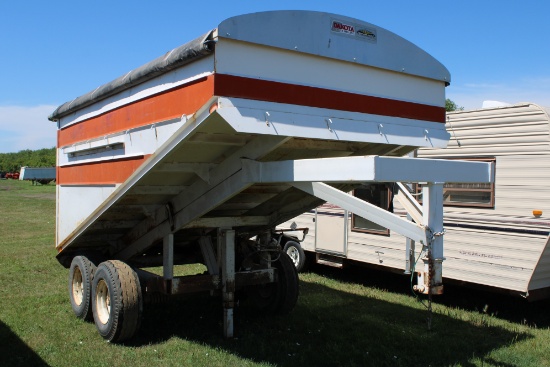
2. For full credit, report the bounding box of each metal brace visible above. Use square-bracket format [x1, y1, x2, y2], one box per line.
[325, 118, 333, 132]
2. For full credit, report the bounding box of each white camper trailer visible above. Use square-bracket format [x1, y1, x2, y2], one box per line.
[282, 103, 550, 300]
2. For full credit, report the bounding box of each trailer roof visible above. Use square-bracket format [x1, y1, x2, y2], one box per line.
[49, 10, 450, 122]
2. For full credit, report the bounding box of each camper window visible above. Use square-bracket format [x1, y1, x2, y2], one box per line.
[416, 157, 495, 208]
[352, 183, 391, 235]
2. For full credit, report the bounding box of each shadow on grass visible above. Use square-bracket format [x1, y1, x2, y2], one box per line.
[312, 263, 550, 329]
[129, 274, 531, 367]
[0, 320, 49, 367]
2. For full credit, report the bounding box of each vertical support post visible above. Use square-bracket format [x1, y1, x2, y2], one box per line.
[220, 228, 235, 338]
[163, 233, 174, 280]
[422, 183, 444, 294]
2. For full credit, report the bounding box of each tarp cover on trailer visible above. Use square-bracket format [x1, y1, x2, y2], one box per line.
[49, 31, 214, 121]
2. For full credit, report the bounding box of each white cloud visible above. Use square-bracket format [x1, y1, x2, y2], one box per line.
[447, 78, 550, 111]
[0, 105, 57, 153]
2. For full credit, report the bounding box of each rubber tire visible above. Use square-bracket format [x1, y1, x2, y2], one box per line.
[68, 256, 96, 321]
[252, 252, 299, 314]
[92, 260, 143, 343]
[283, 240, 306, 272]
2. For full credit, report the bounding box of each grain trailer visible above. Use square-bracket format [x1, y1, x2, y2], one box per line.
[48, 10, 492, 342]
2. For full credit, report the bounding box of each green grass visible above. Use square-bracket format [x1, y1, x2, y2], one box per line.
[2, 179, 550, 366]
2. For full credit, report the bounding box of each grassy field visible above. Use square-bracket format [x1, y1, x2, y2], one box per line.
[1, 179, 550, 366]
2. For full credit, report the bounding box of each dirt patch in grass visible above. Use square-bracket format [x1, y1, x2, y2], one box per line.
[0, 183, 22, 191]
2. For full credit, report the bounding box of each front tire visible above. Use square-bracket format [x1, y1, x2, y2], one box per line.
[68, 256, 96, 320]
[283, 240, 306, 272]
[92, 260, 142, 342]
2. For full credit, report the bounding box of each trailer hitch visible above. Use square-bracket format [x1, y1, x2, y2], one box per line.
[413, 228, 445, 295]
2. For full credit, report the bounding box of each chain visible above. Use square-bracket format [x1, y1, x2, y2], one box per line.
[425, 227, 445, 331]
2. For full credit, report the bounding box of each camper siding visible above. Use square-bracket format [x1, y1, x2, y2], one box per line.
[529, 238, 550, 290]
[419, 104, 550, 292]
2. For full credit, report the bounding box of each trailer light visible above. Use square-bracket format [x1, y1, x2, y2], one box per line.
[533, 210, 543, 217]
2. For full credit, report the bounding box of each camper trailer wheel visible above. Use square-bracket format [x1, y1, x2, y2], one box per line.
[283, 240, 306, 272]
[251, 252, 299, 314]
[68, 256, 96, 320]
[92, 260, 143, 342]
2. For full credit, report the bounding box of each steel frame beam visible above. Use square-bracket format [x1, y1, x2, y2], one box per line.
[242, 155, 493, 184]
[116, 135, 289, 260]
[292, 182, 427, 244]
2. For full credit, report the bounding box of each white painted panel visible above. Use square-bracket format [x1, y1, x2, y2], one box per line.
[58, 117, 186, 166]
[215, 39, 446, 107]
[57, 185, 118, 246]
[217, 98, 450, 148]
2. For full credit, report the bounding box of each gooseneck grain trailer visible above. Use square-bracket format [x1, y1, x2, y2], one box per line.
[48, 11, 492, 342]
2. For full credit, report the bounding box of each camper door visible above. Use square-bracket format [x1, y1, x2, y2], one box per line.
[315, 203, 347, 255]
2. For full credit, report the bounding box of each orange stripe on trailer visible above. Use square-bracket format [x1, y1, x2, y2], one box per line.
[57, 155, 150, 185]
[214, 74, 446, 123]
[58, 76, 215, 147]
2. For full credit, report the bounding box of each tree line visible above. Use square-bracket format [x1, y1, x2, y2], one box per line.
[0, 147, 56, 172]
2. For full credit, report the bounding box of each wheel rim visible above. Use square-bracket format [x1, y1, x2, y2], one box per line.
[286, 246, 300, 267]
[71, 267, 84, 306]
[95, 279, 111, 325]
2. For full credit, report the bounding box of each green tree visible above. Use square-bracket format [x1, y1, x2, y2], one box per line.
[445, 98, 464, 112]
[0, 147, 55, 172]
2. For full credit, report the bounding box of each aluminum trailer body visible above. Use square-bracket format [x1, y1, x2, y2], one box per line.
[19, 166, 56, 183]
[48, 11, 491, 342]
[281, 103, 549, 299]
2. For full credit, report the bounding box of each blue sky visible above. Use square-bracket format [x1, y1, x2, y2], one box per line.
[1, 1, 549, 153]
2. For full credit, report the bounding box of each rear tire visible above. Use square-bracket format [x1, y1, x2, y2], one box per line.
[68, 256, 96, 320]
[251, 252, 299, 314]
[92, 260, 142, 342]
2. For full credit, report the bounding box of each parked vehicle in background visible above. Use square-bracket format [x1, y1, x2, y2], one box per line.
[5, 172, 20, 179]
[19, 166, 56, 185]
